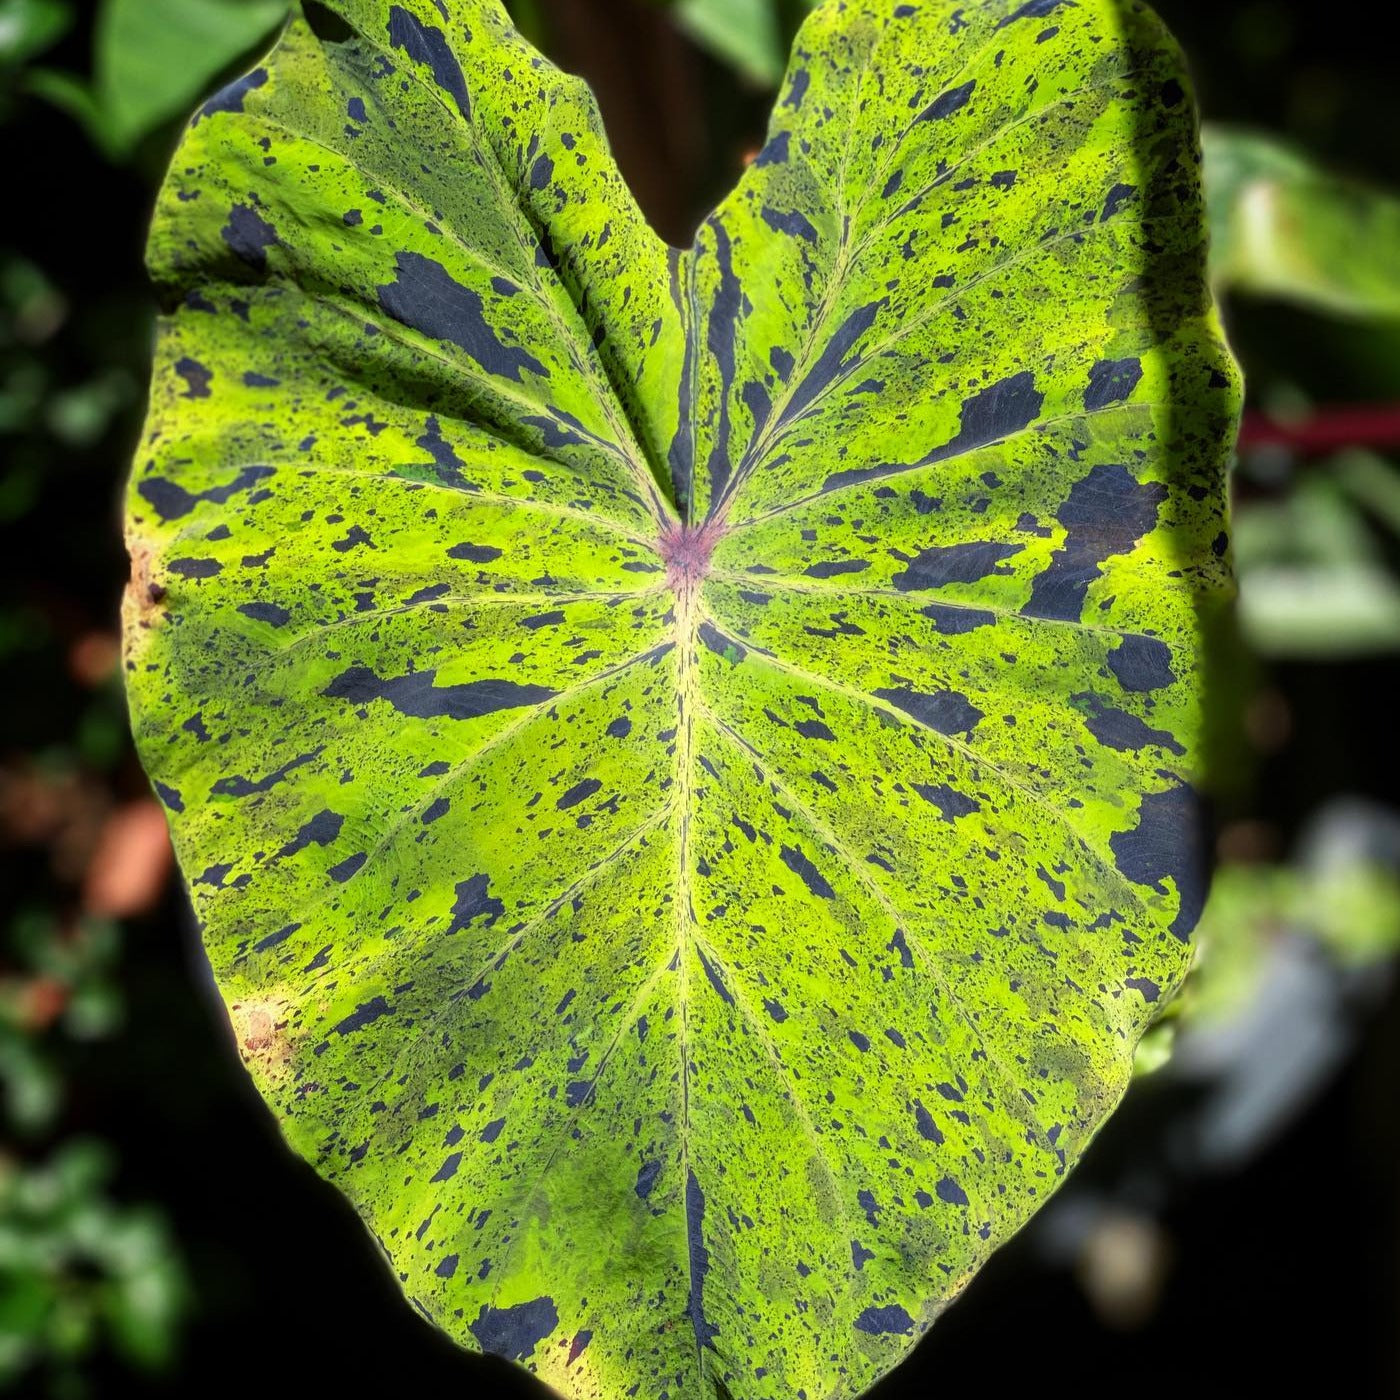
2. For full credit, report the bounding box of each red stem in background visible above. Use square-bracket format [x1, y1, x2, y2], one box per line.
[1239, 406, 1400, 455]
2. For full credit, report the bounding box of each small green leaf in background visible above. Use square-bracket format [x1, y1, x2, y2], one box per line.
[1, 907, 187, 1391]
[95, 0, 288, 150]
[27, 0, 289, 156]
[1335, 445, 1400, 536]
[1204, 124, 1400, 318]
[672, 0, 784, 86]
[1173, 806, 1400, 1035]
[1233, 458, 1400, 656]
[0, 0, 70, 66]
[0, 1143, 187, 1388]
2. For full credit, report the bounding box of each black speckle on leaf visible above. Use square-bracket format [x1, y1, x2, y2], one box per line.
[936, 1176, 970, 1206]
[854, 1304, 914, 1336]
[917, 79, 976, 122]
[1024, 464, 1167, 621]
[430, 1150, 463, 1182]
[920, 602, 997, 634]
[137, 465, 272, 522]
[237, 601, 290, 627]
[323, 666, 556, 720]
[684, 1171, 719, 1352]
[529, 153, 554, 190]
[167, 557, 222, 579]
[1085, 356, 1143, 410]
[449, 874, 505, 934]
[635, 1160, 661, 1199]
[387, 5, 471, 118]
[893, 541, 1021, 590]
[195, 67, 267, 122]
[913, 783, 981, 822]
[174, 357, 212, 398]
[1107, 634, 1176, 692]
[780, 844, 835, 899]
[697, 948, 735, 1005]
[997, 0, 1074, 28]
[334, 996, 393, 1036]
[874, 686, 983, 736]
[469, 1297, 560, 1362]
[557, 778, 602, 810]
[221, 203, 279, 270]
[754, 130, 790, 166]
[278, 809, 344, 857]
[1100, 182, 1137, 221]
[1074, 692, 1184, 755]
[378, 252, 547, 381]
[153, 781, 183, 813]
[447, 541, 503, 563]
[1111, 784, 1210, 941]
[913, 1100, 944, 1143]
[761, 206, 819, 242]
[327, 851, 367, 883]
[805, 559, 870, 579]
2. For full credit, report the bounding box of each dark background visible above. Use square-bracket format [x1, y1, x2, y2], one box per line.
[1, 0, 1397, 1395]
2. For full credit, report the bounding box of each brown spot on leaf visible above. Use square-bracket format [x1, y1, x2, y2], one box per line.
[124, 543, 167, 620]
[230, 997, 295, 1075]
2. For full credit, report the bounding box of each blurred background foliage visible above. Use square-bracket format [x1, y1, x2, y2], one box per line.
[2, 0, 1398, 1394]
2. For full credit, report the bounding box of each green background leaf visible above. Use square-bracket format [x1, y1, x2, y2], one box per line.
[672, 0, 785, 86]
[27, 0, 290, 156]
[1204, 123, 1400, 318]
[123, 2, 1237, 1397]
[0, 0, 71, 66]
[95, 0, 288, 149]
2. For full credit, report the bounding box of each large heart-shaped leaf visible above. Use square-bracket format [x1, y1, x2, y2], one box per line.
[123, 2, 1237, 1396]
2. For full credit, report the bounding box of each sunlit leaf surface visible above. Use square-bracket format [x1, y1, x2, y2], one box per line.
[124, 2, 1237, 1395]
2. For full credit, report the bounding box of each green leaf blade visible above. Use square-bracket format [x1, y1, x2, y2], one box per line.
[124, 2, 1238, 1397]
[97, 0, 290, 151]
[1203, 123, 1400, 318]
[673, 0, 786, 87]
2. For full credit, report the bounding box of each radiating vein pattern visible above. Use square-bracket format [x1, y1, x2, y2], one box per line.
[123, 2, 1237, 1399]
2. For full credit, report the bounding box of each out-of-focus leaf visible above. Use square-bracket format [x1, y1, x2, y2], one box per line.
[0, 463, 40, 521]
[21, 63, 110, 149]
[0, 1036, 62, 1132]
[1181, 864, 1287, 1029]
[1333, 447, 1400, 537]
[1233, 473, 1400, 655]
[1132, 1022, 1176, 1077]
[673, 0, 784, 86]
[93, 0, 288, 152]
[1203, 124, 1400, 318]
[1, 255, 66, 348]
[500, 0, 544, 46]
[0, 0, 70, 65]
[1237, 564, 1400, 655]
[1294, 798, 1400, 964]
[1171, 799, 1400, 1034]
[45, 369, 134, 448]
[1144, 800, 1400, 1162]
[0, 1144, 187, 1386]
[0, 607, 48, 663]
